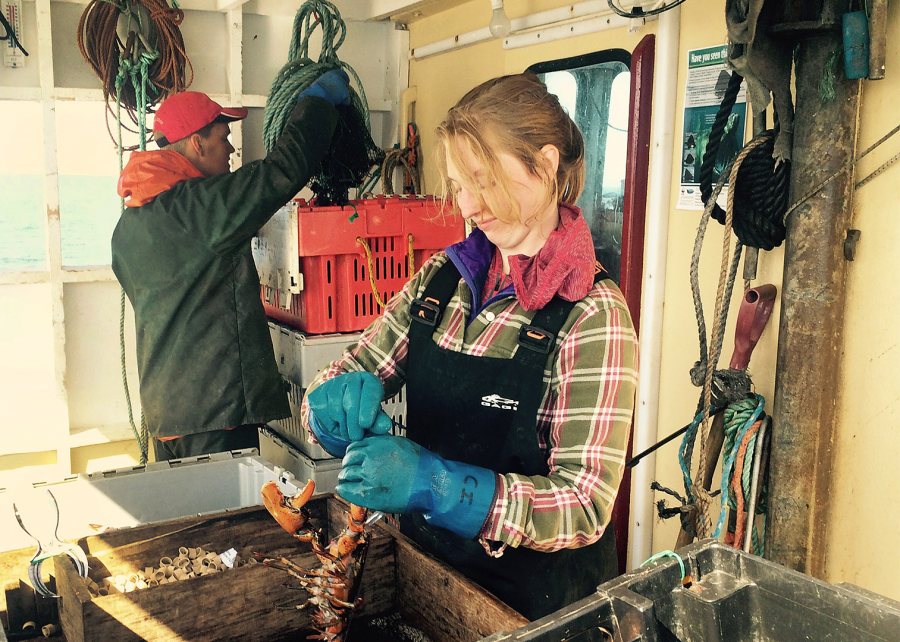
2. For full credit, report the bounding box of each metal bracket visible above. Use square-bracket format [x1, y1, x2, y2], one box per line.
[843, 228, 861, 261]
[13, 488, 89, 597]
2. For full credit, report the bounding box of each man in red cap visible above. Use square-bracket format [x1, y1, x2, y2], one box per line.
[112, 70, 350, 461]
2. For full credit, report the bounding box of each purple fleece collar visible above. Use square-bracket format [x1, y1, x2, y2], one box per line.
[445, 229, 513, 322]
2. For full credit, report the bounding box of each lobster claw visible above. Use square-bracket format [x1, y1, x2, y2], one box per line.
[261, 480, 316, 539]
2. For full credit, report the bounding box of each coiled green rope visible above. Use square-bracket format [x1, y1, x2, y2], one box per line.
[262, 0, 370, 152]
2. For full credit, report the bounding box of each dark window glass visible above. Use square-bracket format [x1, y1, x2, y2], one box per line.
[531, 51, 630, 284]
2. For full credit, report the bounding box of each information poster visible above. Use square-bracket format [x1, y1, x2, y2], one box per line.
[678, 45, 747, 210]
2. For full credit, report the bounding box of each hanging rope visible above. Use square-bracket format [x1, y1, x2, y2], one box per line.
[708, 396, 765, 539]
[112, 58, 155, 464]
[725, 416, 768, 554]
[262, 0, 383, 205]
[77, 0, 192, 146]
[381, 123, 422, 195]
[78, 0, 191, 463]
[660, 134, 774, 540]
[687, 151, 739, 416]
[699, 72, 788, 251]
[668, 396, 769, 550]
[693, 137, 772, 537]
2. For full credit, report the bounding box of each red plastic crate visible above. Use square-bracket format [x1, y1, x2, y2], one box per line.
[262, 196, 464, 334]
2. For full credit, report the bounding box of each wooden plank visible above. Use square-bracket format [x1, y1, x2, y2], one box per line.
[327, 496, 528, 638]
[4, 579, 36, 634]
[60, 268, 117, 284]
[386, 523, 529, 641]
[55, 558, 88, 642]
[0, 547, 55, 632]
[57, 507, 330, 641]
[49, 497, 527, 641]
[348, 532, 396, 618]
[75, 505, 325, 568]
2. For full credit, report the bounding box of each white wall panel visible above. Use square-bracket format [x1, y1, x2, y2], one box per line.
[180, 9, 229, 95]
[241, 12, 292, 96]
[0, 283, 65, 454]
[49, 1, 97, 89]
[63, 281, 140, 443]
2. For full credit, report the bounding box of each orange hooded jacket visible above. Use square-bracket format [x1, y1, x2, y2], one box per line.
[117, 150, 204, 207]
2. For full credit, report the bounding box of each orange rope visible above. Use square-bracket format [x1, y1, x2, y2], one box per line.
[728, 419, 762, 549]
[356, 235, 416, 310]
[77, 0, 193, 146]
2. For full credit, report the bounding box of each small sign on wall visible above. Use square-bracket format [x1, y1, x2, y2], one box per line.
[678, 45, 747, 211]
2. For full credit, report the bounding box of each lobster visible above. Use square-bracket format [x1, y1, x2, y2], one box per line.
[259, 480, 369, 642]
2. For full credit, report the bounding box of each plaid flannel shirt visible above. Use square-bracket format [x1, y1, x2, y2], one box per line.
[302, 252, 638, 553]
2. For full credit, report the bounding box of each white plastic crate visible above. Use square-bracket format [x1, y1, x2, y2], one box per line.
[258, 427, 343, 495]
[268, 321, 361, 388]
[0, 451, 305, 553]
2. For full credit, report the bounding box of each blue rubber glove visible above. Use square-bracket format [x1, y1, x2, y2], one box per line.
[337, 435, 497, 540]
[307, 372, 393, 457]
[296, 69, 351, 106]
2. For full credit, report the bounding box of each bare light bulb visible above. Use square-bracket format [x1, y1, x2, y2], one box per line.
[488, 0, 511, 38]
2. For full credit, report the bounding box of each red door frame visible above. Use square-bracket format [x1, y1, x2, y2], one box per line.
[610, 33, 654, 573]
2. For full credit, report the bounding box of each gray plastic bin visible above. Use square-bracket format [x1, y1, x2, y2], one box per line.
[266, 321, 407, 459]
[0, 451, 306, 553]
[268, 321, 360, 388]
[480, 540, 900, 641]
[258, 426, 343, 494]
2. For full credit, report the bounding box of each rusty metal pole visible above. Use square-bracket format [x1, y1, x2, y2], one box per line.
[765, 23, 861, 575]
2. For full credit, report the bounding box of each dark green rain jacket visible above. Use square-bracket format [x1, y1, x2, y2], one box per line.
[112, 97, 338, 438]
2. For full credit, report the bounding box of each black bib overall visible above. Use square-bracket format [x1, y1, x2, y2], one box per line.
[401, 260, 618, 621]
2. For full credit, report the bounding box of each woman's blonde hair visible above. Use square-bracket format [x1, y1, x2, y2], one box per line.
[435, 73, 585, 224]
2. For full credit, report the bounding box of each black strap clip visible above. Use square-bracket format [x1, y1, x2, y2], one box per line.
[411, 296, 442, 327]
[518, 324, 554, 354]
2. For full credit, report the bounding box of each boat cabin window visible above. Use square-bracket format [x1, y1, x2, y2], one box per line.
[0, 100, 46, 272]
[529, 50, 631, 284]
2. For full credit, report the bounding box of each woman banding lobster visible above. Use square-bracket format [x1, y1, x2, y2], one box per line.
[302, 72, 638, 620]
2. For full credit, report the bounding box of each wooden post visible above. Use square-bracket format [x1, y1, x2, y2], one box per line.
[868, 0, 888, 80]
[765, 22, 862, 575]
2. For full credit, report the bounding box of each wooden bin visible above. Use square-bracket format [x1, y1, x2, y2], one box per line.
[55, 495, 528, 641]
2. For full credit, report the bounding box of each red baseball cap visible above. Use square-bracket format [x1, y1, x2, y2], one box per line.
[154, 91, 248, 146]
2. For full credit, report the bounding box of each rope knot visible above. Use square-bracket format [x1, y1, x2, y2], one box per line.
[689, 360, 706, 387]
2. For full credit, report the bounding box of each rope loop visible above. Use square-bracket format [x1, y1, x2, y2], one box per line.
[356, 237, 388, 310]
[264, 1, 383, 204]
[356, 234, 416, 311]
[382, 124, 422, 195]
[78, 0, 193, 146]
[699, 72, 788, 251]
